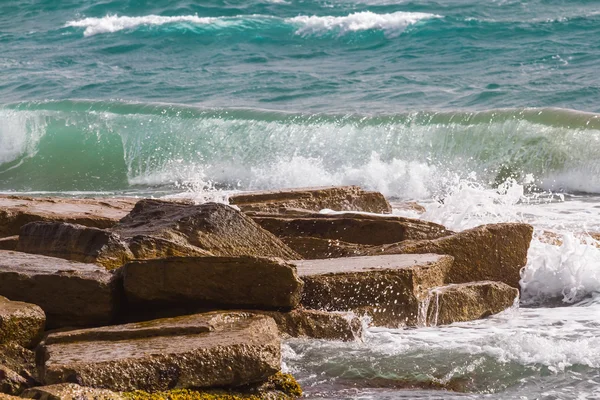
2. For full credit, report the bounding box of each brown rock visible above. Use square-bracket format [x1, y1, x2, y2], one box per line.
[376, 223, 533, 288]
[21, 383, 124, 399]
[389, 201, 427, 214]
[17, 222, 133, 271]
[0, 196, 136, 238]
[38, 312, 281, 392]
[113, 200, 300, 260]
[252, 213, 452, 246]
[0, 343, 38, 396]
[0, 296, 45, 349]
[281, 236, 370, 259]
[256, 309, 362, 341]
[294, 254, 453, 328]
[424, 281, 518, 326]
[229, 186, 392, 214]
[121, 256, 303, 310]
[0, 236, 17, 251]
[0, 251, 120, 329]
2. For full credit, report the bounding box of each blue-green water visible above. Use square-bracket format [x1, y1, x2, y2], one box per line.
[3, 1, 600, 399]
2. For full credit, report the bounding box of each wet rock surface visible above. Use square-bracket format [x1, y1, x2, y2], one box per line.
[38, 312, 281, 392]
[425, 281, 519, 326]
[294, 254, 453, 327]
[378, 223, 534, 288]
[121, 256, 303, 310]
[253, 212, 452, 246]
[0, 196, 136, 238]
[0, 296, 45, 349]
[281, 236, 370, 259]
[0, 251, 119, 329]
[229, 186, 392, 214]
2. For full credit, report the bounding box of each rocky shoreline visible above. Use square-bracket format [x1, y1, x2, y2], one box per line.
[0, 186, 533, 399]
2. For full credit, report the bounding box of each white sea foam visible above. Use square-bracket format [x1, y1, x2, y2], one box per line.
[287, 11, 440, 36]
[0, 110, 46, 167]
[65, 15, 218, 37]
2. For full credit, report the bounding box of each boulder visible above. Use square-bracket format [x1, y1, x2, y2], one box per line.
[17, 222, 133, 271]
[0, 251, 120, 329]
[21, 383, 124, 399]
[229, 186, 392, 214]
[256, 309, 362, 341]
[376, 223, 534, 288]
[121, 256, 303, 310]
[0, 296, 45, 348]
[112, 200, 300, 260]
[281, 237, 370, 259]
[424, 281, 519, 326]
[252, 213, 452, 246]
[294, 254, 453, 328]
[0, 195, 136, 237]
[0, 236, 18, 251]
[37, 312, 281, 392]
[0, 365, 29, 396]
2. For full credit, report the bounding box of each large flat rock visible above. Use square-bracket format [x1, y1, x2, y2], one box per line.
[229, 186, 392, 214]
[294, 254, 453, 327]
[425, 281, 519, 326]
[121, 256, 303, 310]
[0, 296, 45, 349]
[21, 383, 124, 399]
[38, 312, 281, 392]
[0, 196, 136, 238]
[253, 212, 452, 246]
[17, 222, 133, 271]
[378, 223, 534, 288]
[0, 251, 119, 328]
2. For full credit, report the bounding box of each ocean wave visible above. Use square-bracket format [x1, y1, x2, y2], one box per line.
[287, 11, 440, 36]
[65, 11, 439, 37]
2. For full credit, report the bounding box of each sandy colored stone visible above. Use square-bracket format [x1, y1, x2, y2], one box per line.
[0, 196, 136, 238]
[229, 186, 392, 214]
[424, 281, 518, 326]
[281, 236, 370, 259]
[122, 256, 303, 310]
[0, 251, 120, 329]
[21, 383, 124, 399]
[0, 296, 45, 349]
[113, 200, 300, 260]
[256, 309, 362, 341]
[376, 223, 533, 288]
[294, 254, 453, 327]
[0, 237, 17, 251]
[253, 213, 452, 246]
[0, 343, 37, 396]
[17, 222, 133, 271]
[38, 312, 281, 392]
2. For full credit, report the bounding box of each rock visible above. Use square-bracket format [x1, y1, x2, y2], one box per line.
[121, 256, 303, 310]
[0, 196, 136, 238]
[294, 254, 453, 328]
[229, 186, 392, 214]
[252, 213, 452, 246]
[424, 281, 519, 326]
[389, 201, 427, 214]
[38, 312, 281, 392]
[0, 343, 38, 396]
[0, 251, 120, 329]
[17, 222, 133, 271]
[377, 223, 534, 288]
[256, 309, 362, 341]
[113, 200, 300, 260]
[21, 383, 124, 399]
[0, 296, 45, 348]
[281, 237, 370, 259]
[0, 236, 18, 251]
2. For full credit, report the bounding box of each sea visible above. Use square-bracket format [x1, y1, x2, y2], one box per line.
[2, 0, 600, 398]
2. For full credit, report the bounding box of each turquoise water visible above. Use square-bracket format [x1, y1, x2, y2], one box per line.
[3, 1, 600, 399]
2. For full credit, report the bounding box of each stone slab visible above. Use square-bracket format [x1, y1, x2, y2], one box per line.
[0, 296, 45, 349]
